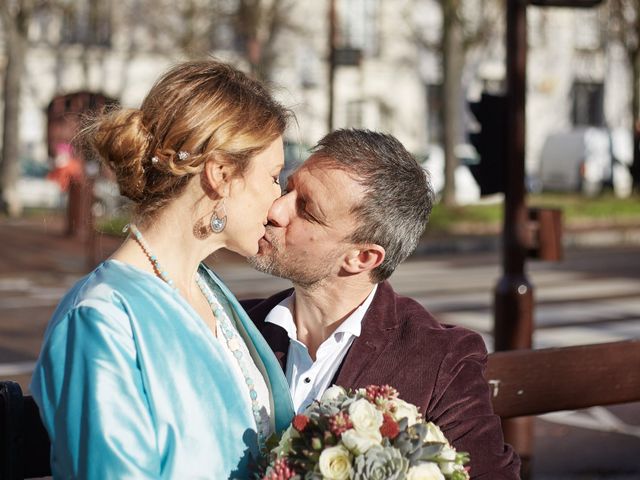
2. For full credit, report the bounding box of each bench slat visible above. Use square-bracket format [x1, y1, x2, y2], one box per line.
[486, 340, 640, 418]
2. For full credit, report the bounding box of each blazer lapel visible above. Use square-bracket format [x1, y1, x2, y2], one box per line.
[243, 289, 294, 372]
[334, 281, 400, 388]
[260, 322, 291, 371]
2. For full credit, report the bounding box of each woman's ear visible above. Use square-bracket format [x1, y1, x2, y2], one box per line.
[342, 244, 386, 275]
[203, 159, 231, 198]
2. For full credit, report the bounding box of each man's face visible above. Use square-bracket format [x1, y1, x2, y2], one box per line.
[249, 155, 366, 288]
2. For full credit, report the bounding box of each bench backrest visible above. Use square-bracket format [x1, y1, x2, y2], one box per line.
[0, 382, 50, 480]
[2, 340, 639, 479]
[485, 339, 640, 418]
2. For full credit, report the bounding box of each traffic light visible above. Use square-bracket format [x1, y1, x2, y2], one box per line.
[468, 93, 508, 196]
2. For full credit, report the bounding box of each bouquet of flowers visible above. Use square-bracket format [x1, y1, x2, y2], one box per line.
[262, 385, 470, 480]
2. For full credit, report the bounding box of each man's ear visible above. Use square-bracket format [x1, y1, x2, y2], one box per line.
[342, 244, 386, 275]
[203, 159, 231, 198]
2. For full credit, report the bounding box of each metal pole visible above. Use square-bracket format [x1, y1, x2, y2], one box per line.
[327, 0, 336, 132]
[495, 0, 533, 477]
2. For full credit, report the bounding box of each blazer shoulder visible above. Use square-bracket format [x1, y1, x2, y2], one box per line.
[389, 286, 487, 356]
[242, 288, 294, 325]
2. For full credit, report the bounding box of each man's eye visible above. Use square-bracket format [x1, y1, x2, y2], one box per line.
[273, 176, 280, 185]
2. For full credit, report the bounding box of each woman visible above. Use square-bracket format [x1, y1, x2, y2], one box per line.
[30, 60, 294, 479]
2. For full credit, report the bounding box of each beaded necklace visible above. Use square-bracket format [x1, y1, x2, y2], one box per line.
[126, 223, 270, 446]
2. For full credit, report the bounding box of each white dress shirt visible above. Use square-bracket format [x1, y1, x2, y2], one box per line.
[264, 285, 378, 413]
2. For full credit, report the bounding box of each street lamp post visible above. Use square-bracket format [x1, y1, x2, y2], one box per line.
[494, 1, 534, 477]
[496, 2, 604, 477]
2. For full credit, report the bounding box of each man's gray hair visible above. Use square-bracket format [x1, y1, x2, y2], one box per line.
[312, 129, 435, 282]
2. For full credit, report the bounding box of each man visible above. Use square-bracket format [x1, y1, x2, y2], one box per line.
[246, 129, 520, 479]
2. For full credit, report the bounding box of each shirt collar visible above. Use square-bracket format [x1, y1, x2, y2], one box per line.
[264, 284, 378, 342]
[264, 293, 297, 340]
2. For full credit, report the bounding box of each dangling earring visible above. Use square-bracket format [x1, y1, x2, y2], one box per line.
[210, 200, 227, 233]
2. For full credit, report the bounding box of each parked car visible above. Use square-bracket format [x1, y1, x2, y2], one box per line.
[420, 144, 481, 205]
[280, 141, 311, 186]
[539, 127, 633, 197]
[17, 158, 62, 209]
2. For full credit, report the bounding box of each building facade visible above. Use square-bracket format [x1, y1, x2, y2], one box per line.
[0, 0, 634, 194]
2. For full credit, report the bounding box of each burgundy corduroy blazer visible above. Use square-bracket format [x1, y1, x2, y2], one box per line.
[243, 281, 521, 480]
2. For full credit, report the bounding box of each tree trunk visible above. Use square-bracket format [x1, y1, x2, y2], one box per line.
[441, 0, 464, 207]
[632, 42, 640, 191]
[0, 7, 29, 217]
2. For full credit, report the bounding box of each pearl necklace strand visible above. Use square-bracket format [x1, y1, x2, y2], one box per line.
[126, 223, 270, 446]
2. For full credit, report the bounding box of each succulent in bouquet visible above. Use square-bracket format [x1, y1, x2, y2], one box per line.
[262, 385, 470, 480]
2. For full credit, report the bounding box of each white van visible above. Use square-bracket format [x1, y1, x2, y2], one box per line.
[539, 128, 612, 196]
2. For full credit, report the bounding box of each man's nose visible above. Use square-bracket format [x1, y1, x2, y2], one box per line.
[267, 192, 291, 227]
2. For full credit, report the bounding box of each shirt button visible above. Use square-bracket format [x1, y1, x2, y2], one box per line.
[304, 377, 311, 383]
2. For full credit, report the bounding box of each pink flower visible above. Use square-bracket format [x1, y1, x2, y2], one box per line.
[328, 411, 353, 437]
[263, 458, 297, 480]
[364, 385, 399, 402]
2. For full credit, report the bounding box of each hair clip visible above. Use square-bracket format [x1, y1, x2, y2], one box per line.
[177, 151, 190, 161]
[151, 156, 159, 164]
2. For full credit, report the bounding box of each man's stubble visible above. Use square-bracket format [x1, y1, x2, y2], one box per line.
[247, 227, 340, 290]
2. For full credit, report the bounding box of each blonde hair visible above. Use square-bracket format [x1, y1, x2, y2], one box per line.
[85, 60, 289, 219]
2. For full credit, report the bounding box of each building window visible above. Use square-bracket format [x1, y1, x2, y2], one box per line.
[345, 98, 391, 131]
[572, 81, 604, 127]
[62, 0, 111, 47]
[338, 0, 380, 57]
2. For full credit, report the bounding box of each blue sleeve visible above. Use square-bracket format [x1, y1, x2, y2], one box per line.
[31, 305, 160, 479]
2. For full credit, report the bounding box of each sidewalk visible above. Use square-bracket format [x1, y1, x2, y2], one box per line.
[1, 217, 638, 479]
[417, 219, 640, 256]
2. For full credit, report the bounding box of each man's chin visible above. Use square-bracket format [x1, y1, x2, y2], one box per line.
[246, 248, 274, 274]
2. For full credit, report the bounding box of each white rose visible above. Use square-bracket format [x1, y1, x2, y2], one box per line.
[437, 445, 458, 474]
[318, 445, 353, 480]
[438, 445, 457, 461]
[406, 462, 445, 480]
[423, 422, 448, 444]
[392, 399, 420, 426]
[321, 385, 347, 403]
[349, 398, 384, 436]
[341, 428, 382, 454]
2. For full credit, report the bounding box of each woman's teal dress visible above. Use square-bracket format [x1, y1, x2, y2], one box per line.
[30, 260, 294, 479]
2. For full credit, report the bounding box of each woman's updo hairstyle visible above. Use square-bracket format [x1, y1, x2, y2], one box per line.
[86, 60, 290, 219]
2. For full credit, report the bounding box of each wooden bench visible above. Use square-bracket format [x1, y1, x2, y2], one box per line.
[486, 339, 640, 418]
[2, 340, 639, 479]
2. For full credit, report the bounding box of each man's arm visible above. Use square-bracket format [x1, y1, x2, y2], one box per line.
[428, 330, 521, 480]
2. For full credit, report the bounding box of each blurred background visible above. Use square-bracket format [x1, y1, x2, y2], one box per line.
[0, 1, 639, 479]
[0, 0, 639, 219]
